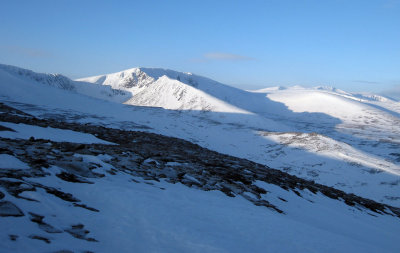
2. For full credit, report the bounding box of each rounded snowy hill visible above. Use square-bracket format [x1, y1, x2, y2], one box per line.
[251, 85, 400, 140]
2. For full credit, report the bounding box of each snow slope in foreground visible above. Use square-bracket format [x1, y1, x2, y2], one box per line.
[2, 168, 399, 253]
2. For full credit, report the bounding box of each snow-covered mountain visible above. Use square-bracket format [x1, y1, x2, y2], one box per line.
[77, 67, 293, 116]
[78, 67, 245, 112]
[0, 64, 76, 91]
[0, 64, 131, 104]
[1, 64, 400, 252]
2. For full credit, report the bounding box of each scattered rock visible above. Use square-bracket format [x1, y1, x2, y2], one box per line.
[0, 201, 24, 217]
[65, 224, 98, 242]
[8, 234, 18, 241]
[0, 125, 15, 132]
[0, 180, 37, 201]
[31, 158, 49, 168]
[278, 197, 288, 202]
[29, 212, 62, 233]
[42, 187, 80, 202]
[73, 203, 99, 212]
[29, 235, 51, 244]
[56, 172, 94, 184]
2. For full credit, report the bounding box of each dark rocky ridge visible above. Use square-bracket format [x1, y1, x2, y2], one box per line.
[1, 101, 400, 220]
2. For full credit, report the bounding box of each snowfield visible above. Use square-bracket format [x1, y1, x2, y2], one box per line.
[2, 169, 400, 253]
[1, 63, 400, 252]
[0, 122, 114, 144]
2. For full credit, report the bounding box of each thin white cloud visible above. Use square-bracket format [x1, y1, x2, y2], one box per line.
[383, 0, 400, 8]
[352, 80, 380, 84]
[204, 52, 255, 61]
[190, 52, 255, 63]
[0, 44, 51, 58]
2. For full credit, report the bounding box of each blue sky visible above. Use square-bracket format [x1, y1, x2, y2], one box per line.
[0, 0, 399, 92]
